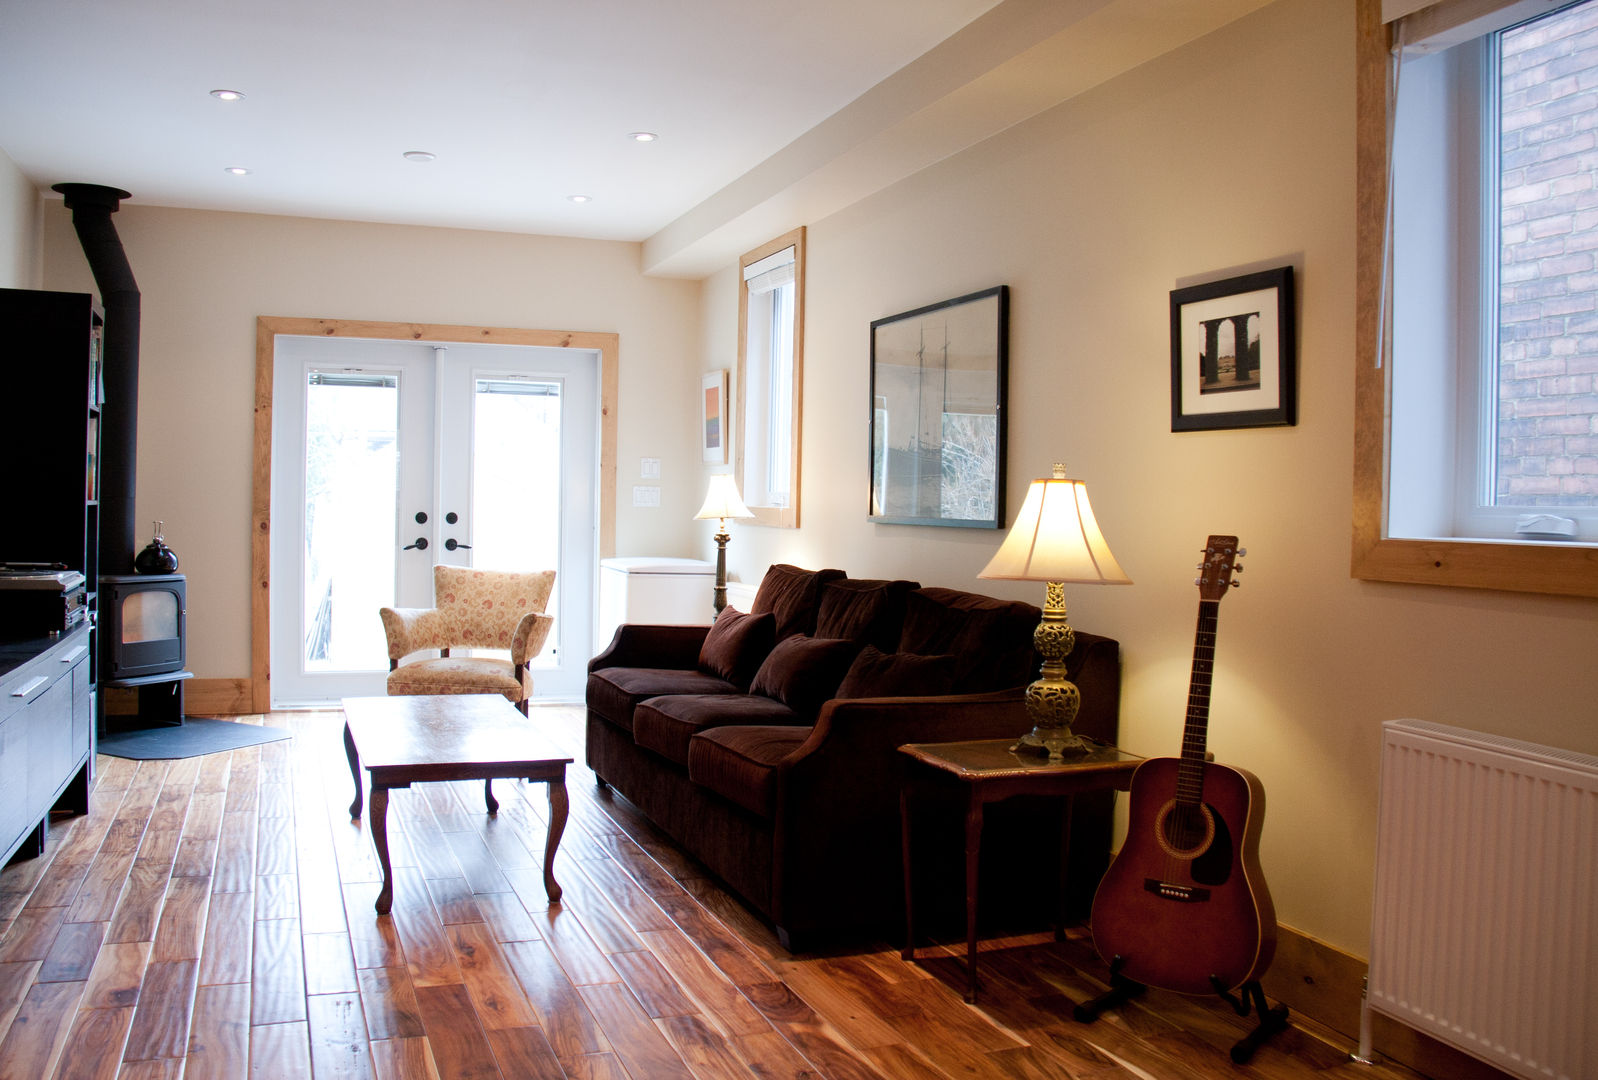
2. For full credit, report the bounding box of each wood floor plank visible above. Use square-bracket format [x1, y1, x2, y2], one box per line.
[151, 876, 212, 962]
[659, 1013, 763, 1080]
[123, 958, 199, 1062]
[421, 873, 485, 925]
[576, 856, 675, 933]
[248, 1019, 310, 1077]
[608, 947, 699, 1019]
[50, 1004, 135, 1080]
[38, 919, 107, 982]
[249, 919, 306, 1026]
[413, 982, 501, 1080]
[0, 904, 66, 963]
[253, 873, 298, 922]
[298, 856, 350, 936]
[471, 892, 542, 945]
[184, 982, 250, 1080]
[639, 929, 772, 1038]
[369, 1036, 442, 1080]
[0, 960, 41, 1044]
[386, 869, 461, 989]
[211, 814, 258, 894]
[197, 893, 253, 986]
[81, 942, 149, 1010]
[304, 932, 359, 996]
[500, 940, 611, 1062]
[527, 895, 620, 987]
[306, 990, 377, 1079]
[356, 967, 426, 1042]
[577, 981, 697, 1080]
[342, 884, 406, 971]
[483, 1026, 566, 1080]
[0, 978, 85, 1080]
[448, 922, 539, 1031]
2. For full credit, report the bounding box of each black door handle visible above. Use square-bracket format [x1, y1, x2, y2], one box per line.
[403, 537, 429, 551]
[444, 539, 471, 551]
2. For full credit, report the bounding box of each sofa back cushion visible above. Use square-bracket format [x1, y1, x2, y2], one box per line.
[749, 635, 862, 720]
[814, 578, 919, 652]
[752, 564, 847, 640]
[696, 607, 776, 689]
[834, 645, 958, 700]
[899, 586, 1040, 692]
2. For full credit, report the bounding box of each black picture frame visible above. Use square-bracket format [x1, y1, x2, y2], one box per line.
[868, 285, 1007, 529]
[1170, 266, 1296, 431]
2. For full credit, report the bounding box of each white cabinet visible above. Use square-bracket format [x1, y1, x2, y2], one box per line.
[597, 558, 715, 652]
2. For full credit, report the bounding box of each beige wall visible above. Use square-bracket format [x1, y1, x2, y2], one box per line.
[0, 148, 40, 289]
[700, 0, 1598, 955]
[41, 205, 704, 679]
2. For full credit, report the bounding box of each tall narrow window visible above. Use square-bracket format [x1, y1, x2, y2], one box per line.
[737, 228, 805, 528]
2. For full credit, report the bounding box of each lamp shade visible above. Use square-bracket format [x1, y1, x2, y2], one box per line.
[694, 474, 754, 521]
[978, 465, 1131, 585]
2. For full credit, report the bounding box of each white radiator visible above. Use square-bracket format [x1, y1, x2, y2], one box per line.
[1364, 719, 1598, 1080]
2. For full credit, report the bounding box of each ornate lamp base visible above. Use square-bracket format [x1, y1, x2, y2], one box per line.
[1008, 581, 1090, 762]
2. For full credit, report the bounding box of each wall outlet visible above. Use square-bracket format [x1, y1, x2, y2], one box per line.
[632, 485, 661, 508]
[640, 457, 661, 479]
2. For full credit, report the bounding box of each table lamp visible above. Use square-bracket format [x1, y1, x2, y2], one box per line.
[978, 464, 1131, 759]
[694, 473, 754, 619]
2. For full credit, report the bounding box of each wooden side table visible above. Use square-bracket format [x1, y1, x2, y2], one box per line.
[899, 737, 1140, 1002]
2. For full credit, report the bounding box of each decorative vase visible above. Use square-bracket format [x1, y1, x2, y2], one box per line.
[135, 521, 180, 574]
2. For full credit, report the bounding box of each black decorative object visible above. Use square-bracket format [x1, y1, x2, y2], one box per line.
[135, 520, 179, 574]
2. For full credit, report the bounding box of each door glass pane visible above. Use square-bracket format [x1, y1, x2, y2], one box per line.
[472, 377, 561, 666]
[303, 372, 398, 672]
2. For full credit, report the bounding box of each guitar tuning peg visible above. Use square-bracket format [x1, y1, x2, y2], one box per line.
[1193, 577, 1202, 586]
[1233, 563, 1244, 573]
[1230, 579, 1242, 588]
[1237, 548, 1248, 557]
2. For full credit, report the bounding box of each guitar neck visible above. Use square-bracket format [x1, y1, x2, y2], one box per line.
[1176, 598, 1220, 804]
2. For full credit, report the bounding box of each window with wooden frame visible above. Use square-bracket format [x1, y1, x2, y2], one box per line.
[737, 228, 805, 528]
[1354, 0, 1598, 596]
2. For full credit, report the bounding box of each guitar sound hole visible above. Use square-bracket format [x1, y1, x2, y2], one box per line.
[1154, 799, 1215, 859]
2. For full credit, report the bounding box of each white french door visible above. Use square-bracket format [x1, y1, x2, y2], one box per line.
[269, 335, 597, 706]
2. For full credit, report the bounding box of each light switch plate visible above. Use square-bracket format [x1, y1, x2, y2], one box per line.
[640, 457, 661, 479]
[632, 485, 661, 507]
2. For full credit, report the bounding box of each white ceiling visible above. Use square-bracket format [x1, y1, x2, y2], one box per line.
[0, 0, 1271, 277]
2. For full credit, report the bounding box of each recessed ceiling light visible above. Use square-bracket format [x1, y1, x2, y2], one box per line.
[567, 194, 592, 203]
[402, 150, 437, 163]
[210, 89, 244, 102]
[629, 132, 658, 142]
[224, 167, 251, 175]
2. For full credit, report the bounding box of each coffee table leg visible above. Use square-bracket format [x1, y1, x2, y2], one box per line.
[544, 776, 568, 904]
[344, 722, 363, 820]
[371, 786, 394, 914]
[484, 778, 499, 814]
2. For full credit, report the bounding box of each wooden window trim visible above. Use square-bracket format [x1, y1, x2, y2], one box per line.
[735, 227, 805, 529]
[1351, 0, 1598, 598]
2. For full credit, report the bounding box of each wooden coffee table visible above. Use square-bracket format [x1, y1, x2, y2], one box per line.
[342, 694, 573, 914]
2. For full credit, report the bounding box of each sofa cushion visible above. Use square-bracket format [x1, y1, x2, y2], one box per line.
[814, 578, 919, 652]
[688, 725, 813, 818]
[696, 607, 776, 689]
[834, 645, 958, 700]
[586, 667, 740, 734]
[634, 693, 802, 766]
[752, 564, 847, 640]
[748, 635, 862, 720]
[899, 587, 1041, 693]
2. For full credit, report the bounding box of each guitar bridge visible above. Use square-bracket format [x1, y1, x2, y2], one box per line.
[1143, 878, 1210, 903]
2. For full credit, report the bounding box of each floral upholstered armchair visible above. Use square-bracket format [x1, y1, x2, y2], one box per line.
[379, 565, 556, 715]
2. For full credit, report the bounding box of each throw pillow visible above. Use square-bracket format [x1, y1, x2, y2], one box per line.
[751, 564, 846, 640]
[835, 645, 958, 699]
[748, 634, 862, 719]
[696, 608, 776, 689]
[814, 578, 918, 652]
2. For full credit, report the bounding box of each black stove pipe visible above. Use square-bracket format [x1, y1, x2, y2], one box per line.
[52, 183, 139, 575]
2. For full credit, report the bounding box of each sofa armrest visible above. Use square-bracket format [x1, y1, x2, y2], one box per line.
[588, 623, 711, 673]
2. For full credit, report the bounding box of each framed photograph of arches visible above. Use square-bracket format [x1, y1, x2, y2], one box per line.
[1170, 266, 1296, 431]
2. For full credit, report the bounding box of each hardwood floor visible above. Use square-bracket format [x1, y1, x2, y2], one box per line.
[0, 706, 1424, 1080]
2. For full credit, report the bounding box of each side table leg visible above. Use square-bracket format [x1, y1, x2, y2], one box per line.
[1056, 796, 1075, 941]
[344, 722, 363, 820]
[544, 776, 568, 904]
[965, 794, 984, 1004]
[371, 786, 394, 914]
[900, 781, 916, 962]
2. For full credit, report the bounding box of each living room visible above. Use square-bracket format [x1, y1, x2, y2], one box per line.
[2, 0, 1594, 1077]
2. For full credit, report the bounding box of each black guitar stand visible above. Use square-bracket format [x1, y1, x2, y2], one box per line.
[1072, 957, 1289, 1065]
[1211, 977, 1289, 1064]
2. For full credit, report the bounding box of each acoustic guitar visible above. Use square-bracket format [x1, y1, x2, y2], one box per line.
[1088, 535, 1276, 995]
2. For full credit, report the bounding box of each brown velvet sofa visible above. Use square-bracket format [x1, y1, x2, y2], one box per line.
[585, 564, 1122, 949]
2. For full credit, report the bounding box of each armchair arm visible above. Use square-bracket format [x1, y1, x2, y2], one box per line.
[588, 623, 711, 673]
[378, 607, 450, 660]
[512, 612, 555, 666]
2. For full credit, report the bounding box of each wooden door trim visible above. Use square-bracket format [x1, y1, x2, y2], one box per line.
[252, 316, 619, 712]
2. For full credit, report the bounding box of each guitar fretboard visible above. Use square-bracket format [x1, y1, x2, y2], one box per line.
[1176, 598, 1220, 807]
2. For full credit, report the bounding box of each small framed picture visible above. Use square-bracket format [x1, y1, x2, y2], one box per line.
[702, 370, 728, 463]
[1170, 266, 1295, 431]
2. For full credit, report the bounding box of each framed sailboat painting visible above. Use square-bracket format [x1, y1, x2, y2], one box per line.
[868, 285, 1008, 529]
